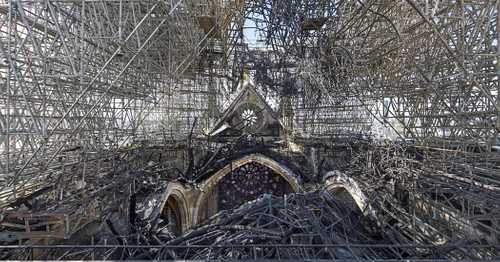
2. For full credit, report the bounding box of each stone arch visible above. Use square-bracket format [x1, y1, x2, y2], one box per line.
[324, 171, 376, 218]
[193, 153, 301, 224]
[158, 183, 190, 234]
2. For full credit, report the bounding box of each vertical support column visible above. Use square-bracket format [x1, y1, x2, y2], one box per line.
[207, 75, 218, 130]
[496, 0, 500, 231]
[119, 0, 123, 41]
[458, 0, 465, 68]
[79, 0, 86, 91]
[280, 95, 294, 140]
[6, 0, 12, 194]
[311, 147, 318, 181]
[496, 0, 500, 138]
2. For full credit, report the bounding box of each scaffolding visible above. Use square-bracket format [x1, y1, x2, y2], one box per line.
[0, 0, 499, 260]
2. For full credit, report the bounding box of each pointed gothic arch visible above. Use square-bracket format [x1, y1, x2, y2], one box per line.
[193, 153, 301, 224]
[324, 171, 376, 218]
[158, 183, 190, 235]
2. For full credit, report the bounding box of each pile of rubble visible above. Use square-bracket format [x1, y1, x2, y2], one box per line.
[156, 189, 389, 260]
[35, 189, 391, 260]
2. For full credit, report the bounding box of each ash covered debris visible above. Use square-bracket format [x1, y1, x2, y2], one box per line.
[157, 189, 388, 260]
